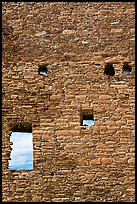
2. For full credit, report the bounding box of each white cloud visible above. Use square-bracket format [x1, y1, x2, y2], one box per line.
[9, 132, 33, 170]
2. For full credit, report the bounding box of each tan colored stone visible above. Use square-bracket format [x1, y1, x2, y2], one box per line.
[116, 120, 126, 126]
[114, 158, 127, 164]
[75, 159, 86, 165]
[65, 95, 74, 99]
[55, 130, 70, 136]
[101, 158, 112, 164]
[128, 157, 135, 164]
[2, 2, 135, 202]
[99, 95, 110, 100]
[111, 28, 123, 33]
[50, 94, 62, 101]
[90, 159, 101, 165]
[42, 135, 51, 140]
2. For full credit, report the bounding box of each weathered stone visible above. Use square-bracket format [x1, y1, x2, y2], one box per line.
[114, 159, 127, 164]
[74, 159, 86, 165]
[90, 159, 101, 165]
[128, 157, 135, 164]
[2, 1, 135, 203]
[116, 120, 126, 126]
[101, 158, 113, 164]
[99, 95, 110, 100]
[111, 28, 123, 33]
[50, 95, 62, 101]
[55, 130, 70, 136]
[62, 30, 75, 35]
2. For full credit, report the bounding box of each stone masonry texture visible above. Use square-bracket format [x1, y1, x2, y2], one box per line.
[2, 2, 135, 202]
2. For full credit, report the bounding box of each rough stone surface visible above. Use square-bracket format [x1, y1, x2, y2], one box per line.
[2, 2, 135, 202]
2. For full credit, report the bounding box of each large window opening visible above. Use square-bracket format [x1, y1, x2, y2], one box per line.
[104, 63, 115, 76]
[81, 109, 94, 126]
[8, 123, 33, 170]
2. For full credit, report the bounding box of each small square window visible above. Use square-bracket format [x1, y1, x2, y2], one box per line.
[38, 64, 48, 76]
[81, 109, 94, 126]
[123, 62, 131, 75]
[104, 63, 115, 76]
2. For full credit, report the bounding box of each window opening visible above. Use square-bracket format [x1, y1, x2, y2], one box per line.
[104, 63, 115, 76]
[81, 109, 94, 126]
[38, 64, 48, 76]
[8, 123, 33, 170]
[123, 62, 131, 75]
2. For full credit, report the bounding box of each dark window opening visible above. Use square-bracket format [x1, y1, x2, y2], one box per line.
[104, 63, 115, 76]
[123, 62, 132, 75]
[81, 109, 94, 126]
[38, 64, 48, 76]
[8, 123, 33, 170]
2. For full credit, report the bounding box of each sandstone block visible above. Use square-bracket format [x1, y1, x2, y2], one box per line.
[87, 72, 98, 77]
[75, 159, 86, 165]
[116, 120, 126, 126]
[55, 130, 70, 136]
[70, 130, 80, 135]
[116, 107, 129, 112]
[62, 30, 75, 35]
[64, 52, 76, 58]
[128, 157, 135, 164]
[106, 120, 115, 126]
[100, 126, 108, 131]
[50, 94, 62, 101]
[111, 28, 123, 33]
[42, 135, 51, 140]
[90, 158, 101, 165]
[73, 9, 86, 14]
[75, 95, 87, 100]
[114, 158, 127, 164]
[99, 95, 110, 100]
[101, 158, 112, 164]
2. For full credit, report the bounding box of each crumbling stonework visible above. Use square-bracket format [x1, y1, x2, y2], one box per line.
[2, 2, 135, 202]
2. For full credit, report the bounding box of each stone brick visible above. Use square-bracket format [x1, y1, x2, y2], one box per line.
[116, 107, 129, 112]
[65, 95, 75, 99]
[62, 30, 75, 35]
[126, 8, 135, 13]
[99, 95, 110, 100]
[128, 157, 135, 164]
[100, 126, 108, 131]
[87, 72, 98, 77]
[2, 1, 135, 203]
[74, 159, 86, 165]
[50, 94, 62, 101]
[106, 120, 115, 126]
[111, 28, 123, 33]
[42, 135, 51, 140]
[69, 130, 80, 135]
[116, 120, 126, 126]
[114, 158, 127, 164]
[75, 95, 87, 100]
[55, 130, 70, 136]
[64, 145, 77, 152]
[73, 9, 86, 14]
[101, 158, 113, 164]
[90, 159, 101, 165]
[64, 52, 76, 58]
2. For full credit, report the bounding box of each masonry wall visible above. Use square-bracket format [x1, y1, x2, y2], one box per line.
[2, 2, 135, 202]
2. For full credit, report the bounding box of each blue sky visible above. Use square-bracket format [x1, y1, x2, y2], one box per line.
[123, 70, 130, 75]
[83, 119, 94, 126]
[9, 132, 33, 170]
